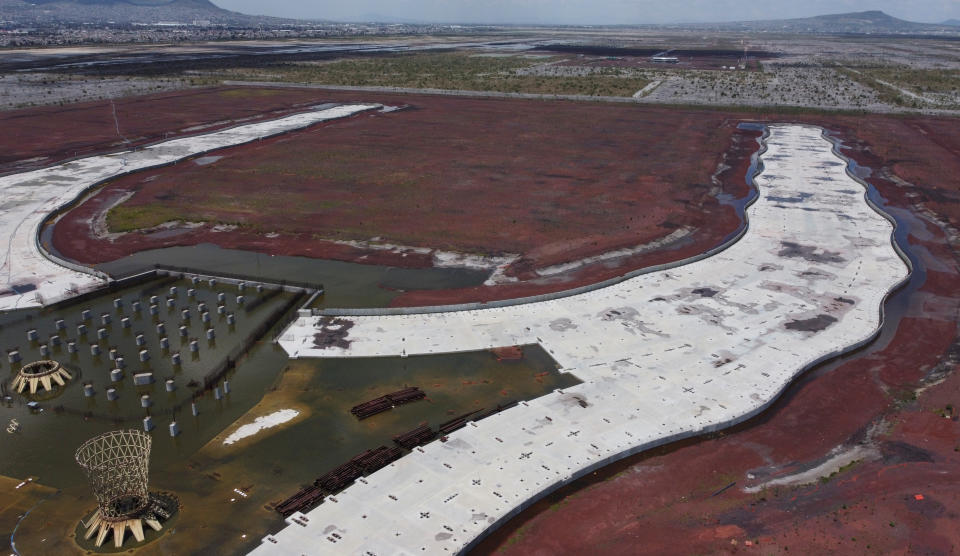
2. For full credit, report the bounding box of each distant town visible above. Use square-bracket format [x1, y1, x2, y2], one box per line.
[0, 22, 497, 47]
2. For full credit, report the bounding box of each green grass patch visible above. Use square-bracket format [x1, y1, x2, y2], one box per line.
[106, 204, 192, 232]
[819, 459, 861, 484]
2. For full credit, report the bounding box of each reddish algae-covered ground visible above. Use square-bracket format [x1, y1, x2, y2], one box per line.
[5, 85, 960, 554]
[0, 86, 349, 174]
[50, 92, 758, 305]
[474, 117, 960, 555]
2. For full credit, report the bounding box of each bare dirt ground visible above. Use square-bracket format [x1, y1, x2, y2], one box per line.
[474, 115, 960, 555]
[50, 91, 756, 303]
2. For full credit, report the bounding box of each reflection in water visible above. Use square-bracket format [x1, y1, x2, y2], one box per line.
[2, 271, 576, 554]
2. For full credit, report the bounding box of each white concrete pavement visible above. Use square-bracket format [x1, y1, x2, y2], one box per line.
[257, 125, 909, 555]
[0, 103, 380, 311]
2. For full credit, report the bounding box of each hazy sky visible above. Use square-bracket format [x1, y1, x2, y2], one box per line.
[214, 0, 960, 25]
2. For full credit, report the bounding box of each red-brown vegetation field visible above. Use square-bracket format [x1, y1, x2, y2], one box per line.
[474, 114, 960, 555]
[4, 84, 960, 554]
[0, 86, 346, 174]
[51, 92, 757, 304]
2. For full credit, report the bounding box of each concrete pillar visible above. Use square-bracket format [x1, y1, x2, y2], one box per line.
[55, 319, 66, 330]
[7, 350, 20, 363]
[138, 349, 150, 362]
[90, 344, 101, 356]
[149, 304, 160, 315]
[107, 388, 118, 401]
[169, 421, 180, 437]
[201, 312, 211, 323]
[100, 313, 111, 326]
[132, 301, 142, 312]
[135, 334, 146, 346]
[187, 288, 196, 298]
[206, 328, 215, 340]
[67, 342, 77, 354]
[169, 286, 178, 297]
[166, 298, 175, 308]
[110, 369, 123, 382]
[81, 309, 92, 321]
[113, 298, 123, 309]
[140, 394, 151, 408]
[108, 348, 118, 360]
[236, 295, 245, 305]
[191, 402, 199, 416]
[217, 292, 226, 303]
[120, 317, 131, 328]
[223, 381, 230, 395]
[83, 383, 95, 397]
[97, 328, 108, 340]
[171, 352, 182, 366]
[181, 309, 190, 321]
[159, 337, 170, 350]
[157, 322, 166, 335]
[179, 325, 188, 337]
[39, 345, 50, 357]
[143, 415, 154, 431]
[214, 386, 222, 400]
[49, 335, 61, 346]
[26, 329, 38, 342]
[165, 379, 175, 392]
[226, 314, 236, 326]
[189, 340, 199, 352]
[116, 356, 126, 369]
[77, 324, 87, 336]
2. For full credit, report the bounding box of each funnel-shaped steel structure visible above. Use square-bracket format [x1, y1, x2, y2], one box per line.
[75, 430, 163, 548]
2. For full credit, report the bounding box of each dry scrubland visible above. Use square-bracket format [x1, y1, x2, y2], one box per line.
[216, 51, 651, 97]
[198, 38, 960, 113]
[0, 73, 190, 110]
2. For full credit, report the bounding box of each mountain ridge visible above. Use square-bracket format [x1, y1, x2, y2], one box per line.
[0, 0, 291, 25]
[683, 10, 958, 35]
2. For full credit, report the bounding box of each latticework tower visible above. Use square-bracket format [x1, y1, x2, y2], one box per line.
[75, 430, 167, 548]
[12, 360, 71, 395]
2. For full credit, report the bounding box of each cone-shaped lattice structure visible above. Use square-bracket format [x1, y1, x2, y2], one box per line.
[75, 430, 162, 548]
[12, 360, 71, 395]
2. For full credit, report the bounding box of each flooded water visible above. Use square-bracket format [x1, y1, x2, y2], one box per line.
[96, 243, 490, 309]
[1, 271, 576, 554]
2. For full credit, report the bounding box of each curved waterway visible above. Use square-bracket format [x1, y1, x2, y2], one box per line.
[94, 244, 490, 309]
[262, 125, 912, 554]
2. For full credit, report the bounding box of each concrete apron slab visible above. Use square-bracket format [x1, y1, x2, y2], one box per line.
[0, 104, 380, 312]
[260, 125, 910, 555]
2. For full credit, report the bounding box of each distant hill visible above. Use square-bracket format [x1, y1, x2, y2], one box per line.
[943, 19, 960, 27]
[687, 10, 959, 35]
[0, 0, 290, 25]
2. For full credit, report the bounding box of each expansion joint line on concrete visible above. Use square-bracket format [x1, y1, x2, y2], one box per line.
[259, 124, 910, 555]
